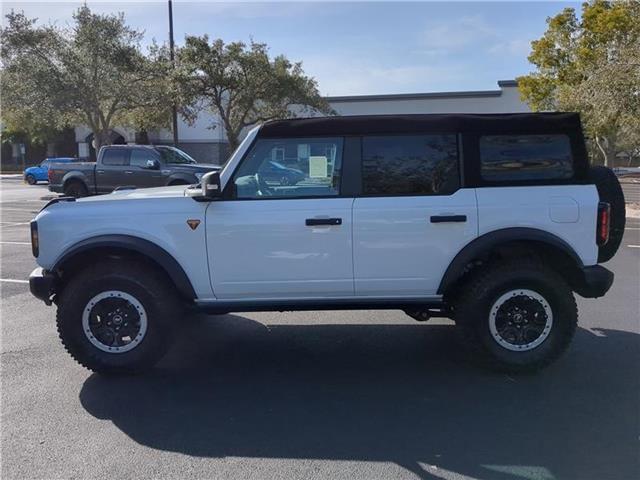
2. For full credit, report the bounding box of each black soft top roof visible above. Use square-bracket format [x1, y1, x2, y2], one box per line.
[258, 112, 583, 138]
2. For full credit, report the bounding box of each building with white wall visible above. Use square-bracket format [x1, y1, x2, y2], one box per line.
[74, 79, 528, 165]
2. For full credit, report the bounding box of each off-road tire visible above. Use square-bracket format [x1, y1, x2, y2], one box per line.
[56, 260, 181, 374]
[26, 174, 36, 185]
[588, 166, 625, 262]
[64, 180, 88, 198]
[454, 259, 577, 373]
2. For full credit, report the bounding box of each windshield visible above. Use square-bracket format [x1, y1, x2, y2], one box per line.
[156, 146, 197, 164]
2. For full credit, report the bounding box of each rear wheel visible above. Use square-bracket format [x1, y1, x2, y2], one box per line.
[64, 180, 88, 198]
[56, 260, 181, 374]
[26, 174, 36, 185]
[454, 260, 577, 372]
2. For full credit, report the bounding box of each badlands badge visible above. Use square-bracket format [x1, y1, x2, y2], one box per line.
[186, 219, 201, 230]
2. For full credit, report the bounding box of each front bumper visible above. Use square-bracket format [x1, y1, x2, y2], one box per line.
[574, 265, 614, 298]
[29, 267, 57, 305]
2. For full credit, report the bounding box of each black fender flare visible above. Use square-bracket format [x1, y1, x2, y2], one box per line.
[62, 172, 90, 190]
[166, 173, 196, 185]
[52, 234, 196, 300]
[437, 227, 584, 295]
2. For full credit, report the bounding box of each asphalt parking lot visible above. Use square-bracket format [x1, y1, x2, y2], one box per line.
[1, 178, 638, 480]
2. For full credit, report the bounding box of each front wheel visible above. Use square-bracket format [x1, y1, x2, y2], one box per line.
[454, 260, 577, 372]
[56, 260, 181, 374]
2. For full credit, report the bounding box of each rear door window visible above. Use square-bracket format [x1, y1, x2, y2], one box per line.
[362, 135, 460, 196]
[101, 149, 129, 166]
[480, 134, 573, 181]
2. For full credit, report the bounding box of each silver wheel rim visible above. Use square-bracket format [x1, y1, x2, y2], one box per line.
[82, 290, 147, 353]
[489, 289, 553, 352]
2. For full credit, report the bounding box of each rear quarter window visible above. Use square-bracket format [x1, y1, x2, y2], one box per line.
[101, 149, 129, 166]
[480, 134, 573, 182]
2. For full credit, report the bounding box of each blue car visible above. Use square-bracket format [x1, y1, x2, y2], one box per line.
[24, 157, 75, 185]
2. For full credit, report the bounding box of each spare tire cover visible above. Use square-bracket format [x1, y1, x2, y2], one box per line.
[588, 166, 626, 262]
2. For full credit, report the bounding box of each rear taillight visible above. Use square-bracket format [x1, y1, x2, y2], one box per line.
[48, 169, 55, 182]
[597, 202, 610, 246]
[30, 221, 39, 257]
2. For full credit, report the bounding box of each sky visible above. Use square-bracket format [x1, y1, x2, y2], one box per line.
[2, 1, 582, 96]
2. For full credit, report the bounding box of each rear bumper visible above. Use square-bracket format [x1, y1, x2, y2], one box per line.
[29, 267, 57, 305]
[48, 184, 64, 193]
[574, 265, 614, 298]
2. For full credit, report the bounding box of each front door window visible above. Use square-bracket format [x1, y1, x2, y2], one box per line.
[232, 137, 343, 198]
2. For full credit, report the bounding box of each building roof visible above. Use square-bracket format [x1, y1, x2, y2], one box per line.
[326, 80, 519, 103]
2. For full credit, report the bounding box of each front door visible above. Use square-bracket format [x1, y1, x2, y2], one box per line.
[206, 136, 354, 299]
[352, 134, 478, 297]
[128, 148, 166, 188]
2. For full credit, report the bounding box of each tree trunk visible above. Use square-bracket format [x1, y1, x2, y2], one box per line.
[594, 135, 616, 168]
[92, 129, 113, 152]
[226, 130, 240, 155]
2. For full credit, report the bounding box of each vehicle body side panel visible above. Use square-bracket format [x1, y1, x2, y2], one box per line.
[352, 189, 478, 296]
[34, 192, 214, 299]
[476, 185, 599, 266]
[205, 197, 354, 299]
[49, 163, 96, 193]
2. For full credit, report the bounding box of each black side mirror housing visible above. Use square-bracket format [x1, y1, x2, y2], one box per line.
[201, 171, 222, 199]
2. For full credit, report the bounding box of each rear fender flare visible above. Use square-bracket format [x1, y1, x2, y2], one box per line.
[438, 227, 584, 295]
[61, 172, 90, 190]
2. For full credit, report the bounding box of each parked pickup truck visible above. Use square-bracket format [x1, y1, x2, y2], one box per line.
[30, 113, 625, 374]
[48, 145, 220, 197]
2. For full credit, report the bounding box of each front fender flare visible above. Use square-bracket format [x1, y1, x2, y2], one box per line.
[166, 173, 196, 185]
[52, 234, 196, 300]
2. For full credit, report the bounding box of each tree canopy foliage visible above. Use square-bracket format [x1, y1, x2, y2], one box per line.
[1, 6, 172, 149]
[517, 0, 640, 166]
[175, 37, 333, 151]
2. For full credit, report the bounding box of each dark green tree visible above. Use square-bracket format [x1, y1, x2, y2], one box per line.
[1, 6, 172, 151]
[175, 37, 333, 151]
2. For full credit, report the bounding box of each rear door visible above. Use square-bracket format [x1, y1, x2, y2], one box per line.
[352, 134, 478, 297]
[97, 148, 130, 193]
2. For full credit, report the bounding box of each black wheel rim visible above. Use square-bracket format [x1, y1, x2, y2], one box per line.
[489, 289, 553, 351]
[82, 291, 147, 353]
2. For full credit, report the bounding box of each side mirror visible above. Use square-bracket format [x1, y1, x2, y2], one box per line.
[201, 171, 222, 199]
[145, 159, 160, 170]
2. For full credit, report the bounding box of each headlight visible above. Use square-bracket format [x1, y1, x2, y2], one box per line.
[194, 172, 204, 181]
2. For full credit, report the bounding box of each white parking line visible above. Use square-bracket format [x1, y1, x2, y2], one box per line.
[0, 241, 31, 245]
[0, 208, 40, 212]
[628, 245, 640, 248]
[0, 278, 28, 284]
[0, 222, 30, 227]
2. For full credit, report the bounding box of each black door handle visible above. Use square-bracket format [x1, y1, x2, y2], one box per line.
[430, 215, 467, 223]
[306, 218, 342, 226]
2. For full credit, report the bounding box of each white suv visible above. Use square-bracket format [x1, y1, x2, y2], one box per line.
[29, 113, 625, 374]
